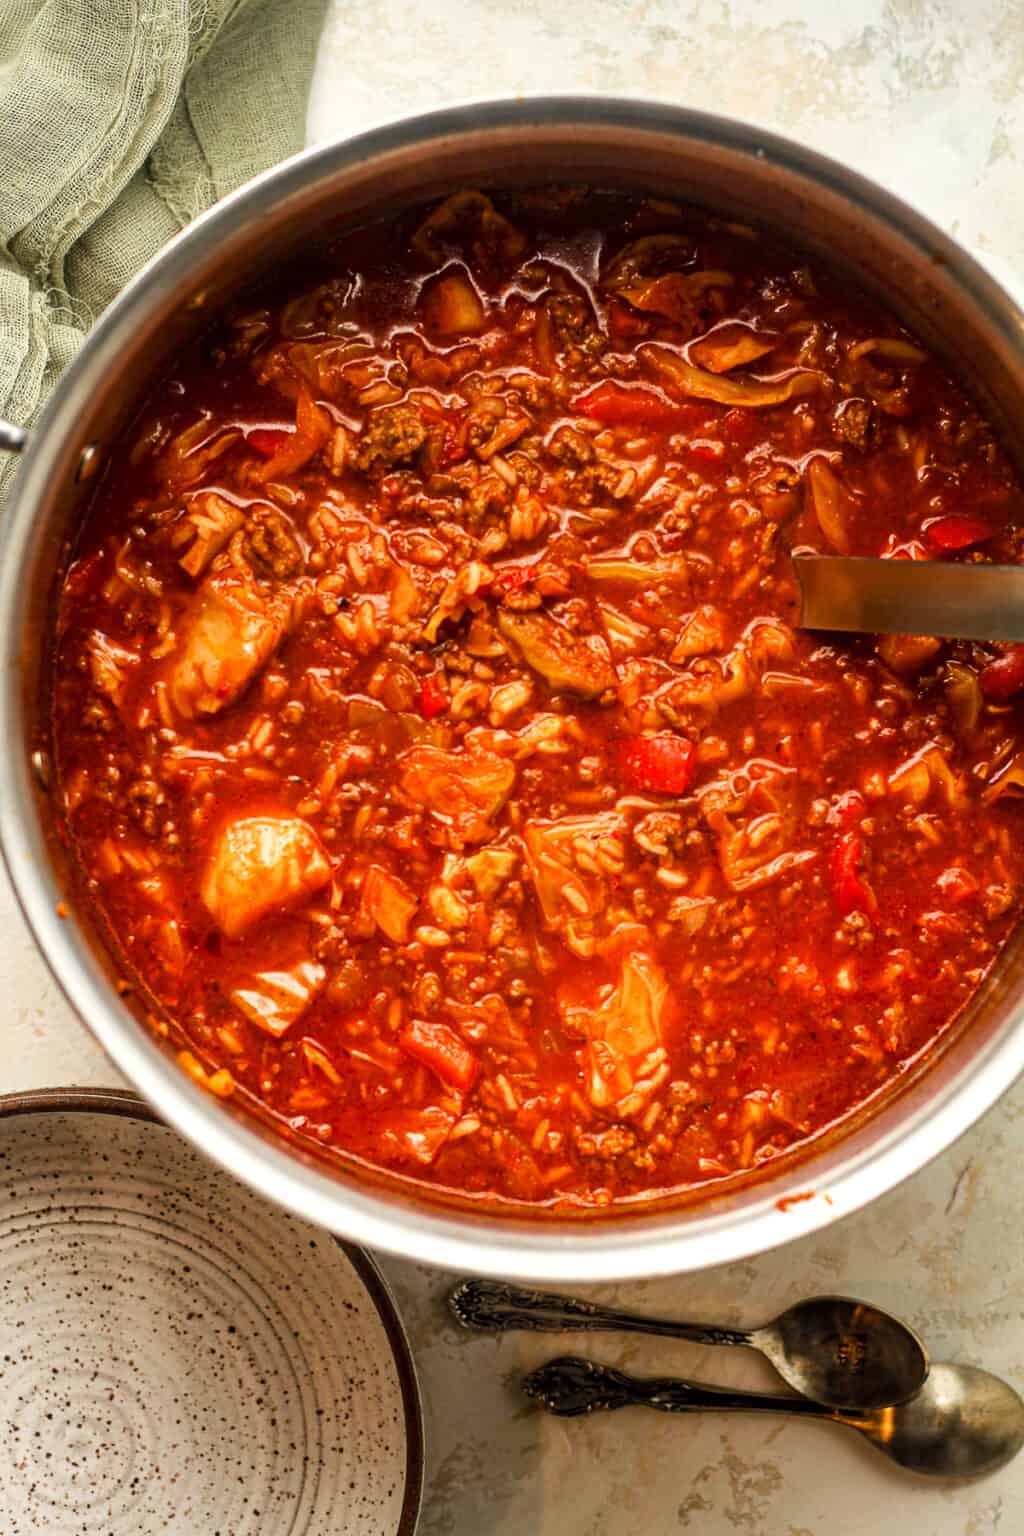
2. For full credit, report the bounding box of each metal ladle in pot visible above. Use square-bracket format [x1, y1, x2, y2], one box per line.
[794, 554, 1024, 642]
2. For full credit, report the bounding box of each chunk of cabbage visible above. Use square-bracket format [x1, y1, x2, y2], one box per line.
[201, 815, 331, 937]
[497, 609, 615, 698]
[232, 959, 326, 1037]
[700, 759, 815, 891]
[523, 812, 626, 957]
[360, 865, 419, 944]
[399, 746, 515, 843]
[167, 568, 291, 719]
[86, 631, 139, 709]
[585, 951, 671, 1109]
[888, 744, 964, 808]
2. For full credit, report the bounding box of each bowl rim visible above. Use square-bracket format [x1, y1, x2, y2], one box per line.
[4, 94, 1024, 1281]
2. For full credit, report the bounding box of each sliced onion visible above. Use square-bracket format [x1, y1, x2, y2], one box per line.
[943, 661, 982, 738]
[604, 234, 695, 289]
[805, 457, 853, 553]
[419, 265, 486, 337]
[361, 865, 418, 943]
[641, 343, 819, 408]
[847, 337, 927, 364]
[597, 601, 654, 657]
[889, 744, 962, 807]
[585, 553, 690, 590]
[280, 275, 359, 339]
[616, 270, 733, 324]
[689, 325, 778, 374]
[232, 960, 326, 1038]
[411, 190, 526, 268]
[877, 634, 942, 676]
[986, 751, 1024, 802]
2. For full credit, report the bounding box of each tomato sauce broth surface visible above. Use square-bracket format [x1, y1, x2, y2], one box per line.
[52, 187, 1024, 1211]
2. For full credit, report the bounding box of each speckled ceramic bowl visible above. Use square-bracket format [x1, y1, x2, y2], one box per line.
[0, 1088, 423, 1536]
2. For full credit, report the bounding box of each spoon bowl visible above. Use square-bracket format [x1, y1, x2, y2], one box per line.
[757, 1294, 929, 1410]
[865, 1362, 1024, 1478]
[523, 1356, 1024, 1480]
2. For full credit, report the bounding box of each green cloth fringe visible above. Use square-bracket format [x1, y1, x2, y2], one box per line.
[0, 0, 327, 496]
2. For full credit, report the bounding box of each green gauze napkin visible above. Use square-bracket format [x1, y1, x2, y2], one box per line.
[0, 0, 328, 499]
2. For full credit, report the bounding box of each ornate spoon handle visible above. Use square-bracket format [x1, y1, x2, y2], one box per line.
[524, 1356, 832, 1420]
[450, 1278, 752, 1348]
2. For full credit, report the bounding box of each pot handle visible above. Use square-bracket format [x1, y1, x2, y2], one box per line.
[0, 418, 28, 454]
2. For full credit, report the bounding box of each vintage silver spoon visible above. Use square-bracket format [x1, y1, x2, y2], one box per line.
[794, 553, 1024, 641]
[523, 1356, 1024, 1480]
[450, 1279, 928, 1411]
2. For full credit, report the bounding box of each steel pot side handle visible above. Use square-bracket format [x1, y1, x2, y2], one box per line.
[0, 419, 28, 454]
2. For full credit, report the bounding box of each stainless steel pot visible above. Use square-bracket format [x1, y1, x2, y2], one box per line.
[4, 98, 1024, 1281]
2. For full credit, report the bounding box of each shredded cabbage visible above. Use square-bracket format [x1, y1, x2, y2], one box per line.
[642, 342, 819, 407]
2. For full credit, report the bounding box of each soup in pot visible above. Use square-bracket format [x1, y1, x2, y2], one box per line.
[52, 188, 1024, 1211]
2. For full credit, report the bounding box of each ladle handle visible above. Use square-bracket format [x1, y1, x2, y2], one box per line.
[0, 418, 28, 454]
[450, 1279, 752, 1348]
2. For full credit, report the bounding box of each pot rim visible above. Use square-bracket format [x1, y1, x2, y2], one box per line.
[4, 94, 1024, 1281]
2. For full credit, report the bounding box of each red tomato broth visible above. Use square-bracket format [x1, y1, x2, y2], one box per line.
[51, 187, 1024, 1213]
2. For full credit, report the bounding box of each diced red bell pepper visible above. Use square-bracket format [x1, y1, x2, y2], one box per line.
[247, 427, 291, 457]
[573, 380, 694, 432]
[616, 733, 697, 795]
[417, 675, 449, 719]
[830, 832, 878, 918]
[374, 1106, 456, 1166]
[63, 547, 106, 602]
[441, 417, 468, 467]
[687, 438, 725, 463]
[937, 865, 978, 906]
[721, 408, 759, 445]
[829, 789, 867, 830]
[258, 389, 332, 479]
[399, 1019, 479, 1091]
[923, 514, 994, 553]
[478, 329, 509, 362]
[495, 564, 533, 593]
[979, 644, 1024, 702]
[606, 299, 650, 344]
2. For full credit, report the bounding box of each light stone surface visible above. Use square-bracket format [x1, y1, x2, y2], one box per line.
[5, 1, 1024, 1531]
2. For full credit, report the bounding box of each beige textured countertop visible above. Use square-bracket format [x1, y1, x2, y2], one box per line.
[6, 2, 1024, 1531]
